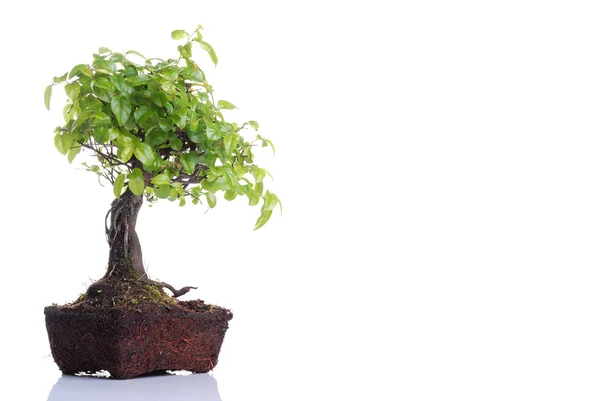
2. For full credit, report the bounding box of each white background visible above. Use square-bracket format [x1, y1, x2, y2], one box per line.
[0, 1, 599, 399]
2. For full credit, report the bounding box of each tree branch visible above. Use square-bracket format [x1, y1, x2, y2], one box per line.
[81, 143, 128, 167]
[173, 173, 207, 189]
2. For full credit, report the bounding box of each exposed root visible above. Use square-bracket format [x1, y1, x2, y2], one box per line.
[105, 201, 120, 246]
[107, 263, 117, 278]
[105, 196, 134, 247]
[123, 216, 129, 259]
[104, 191, 146, 279]
[147, 280, 198, 298]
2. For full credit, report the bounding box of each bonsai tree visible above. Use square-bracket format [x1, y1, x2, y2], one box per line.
[44, 26, 280, 298]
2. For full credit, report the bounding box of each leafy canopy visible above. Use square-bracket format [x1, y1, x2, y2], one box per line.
[45, 26, 279, 230]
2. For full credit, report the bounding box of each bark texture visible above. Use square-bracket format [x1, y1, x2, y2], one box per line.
[105, 190, 146, 279]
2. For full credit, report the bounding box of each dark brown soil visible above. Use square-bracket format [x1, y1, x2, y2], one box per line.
[45, 277, 233, 379]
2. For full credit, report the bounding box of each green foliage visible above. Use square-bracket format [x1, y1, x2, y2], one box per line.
[46, 26, 278, 229]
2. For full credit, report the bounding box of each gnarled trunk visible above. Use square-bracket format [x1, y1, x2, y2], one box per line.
[105, 190, 146, 279]
[103, 189, 196, 297]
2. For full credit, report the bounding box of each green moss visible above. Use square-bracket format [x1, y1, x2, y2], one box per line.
[70, 274, 175, 309]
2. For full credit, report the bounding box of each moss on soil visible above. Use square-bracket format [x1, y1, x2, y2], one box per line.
[68, 273, 175, 310]
[46, 268, 225, 315]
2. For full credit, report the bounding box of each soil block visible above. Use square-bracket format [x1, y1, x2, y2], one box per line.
[45, 300, 233, 379]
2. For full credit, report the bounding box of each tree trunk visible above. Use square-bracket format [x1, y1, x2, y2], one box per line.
[102, 189, 197, 297]
[105, 190, 146, 279]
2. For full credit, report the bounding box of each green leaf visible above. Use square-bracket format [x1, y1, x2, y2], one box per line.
[263, 138, 276, 153]
[160, 66, 179, 80]
[110, 52, 124, 63]
[217, 100, 237, 110]
[91, 86, 111, 102]
[157, 118, 171, 131]
[224, 188, 238, 201]
[154, 184, 171, 199]
[171, 111, 187, 129]
[169, 188, 179, 201]
[247, 189, 261, 206]
[133, 142, 155, 165]
[181, 66, 204, 82]
[191, 186, 202, 198]
[93, 59, 117, 74]
[224, 169, 238, 188]
[187, 124, 205, 143]
[60, 134, 74, 154]
[205, 126, 218, 141]
[126, 50, 147, 60]
[178, 43, 193, 58]
[255, 181, 264, 195]
[146, 130, 168, 147]
[223, 133, 239, 154]
[98, 47, 111, 54]
[52, 73, 68, 84]
[143, 155, 162, 172]
[202, 177, 229, 192]
[93, 112, 111, 126]
[114, 173, 126, 198]
[70, 112, 91, 133]
[44, 85, 52, 110]
[171, 182, 184, 196]
[93, 127, 110, 143]
[54, 133, 73, 155]
[170, 138, 183, 151]
[253, 209, 272, 230]
[81, 96, 103, 112]
[124, 65, 138, 78]
[87, 164, 101, 174]
[130, 74, 150, 86]
[111, 96, 132, 127]
[181, 151, 200, 175]
[112, 76, 134, 94]
[252, 167, 266, 183]
[210, 166, 225, 177]
[264, 190, 281, 212]
[68, 64, 92, 79]
[206, 192, 216, 208]
[133, 105, 151, 123]
[67, 146, 80, 164]
[151, 174, 171, 186]
[161, 80, 176, 93]
[175, 90, 189, 109]
[199, 40, 218, 65]
[116, 135, 134, 162]
[108, 127, 120, 141]
[151, 90, 169, 106]
[94, 77, 114, 90]
[64, 82, 80, 101]
[171, 30, 188, 40]
[249, 120, 259, 130]
[62, 104, 74, 123]
[128, 168, 145, 196]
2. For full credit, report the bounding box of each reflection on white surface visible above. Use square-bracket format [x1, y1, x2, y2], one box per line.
[47, 372, 221, 401]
